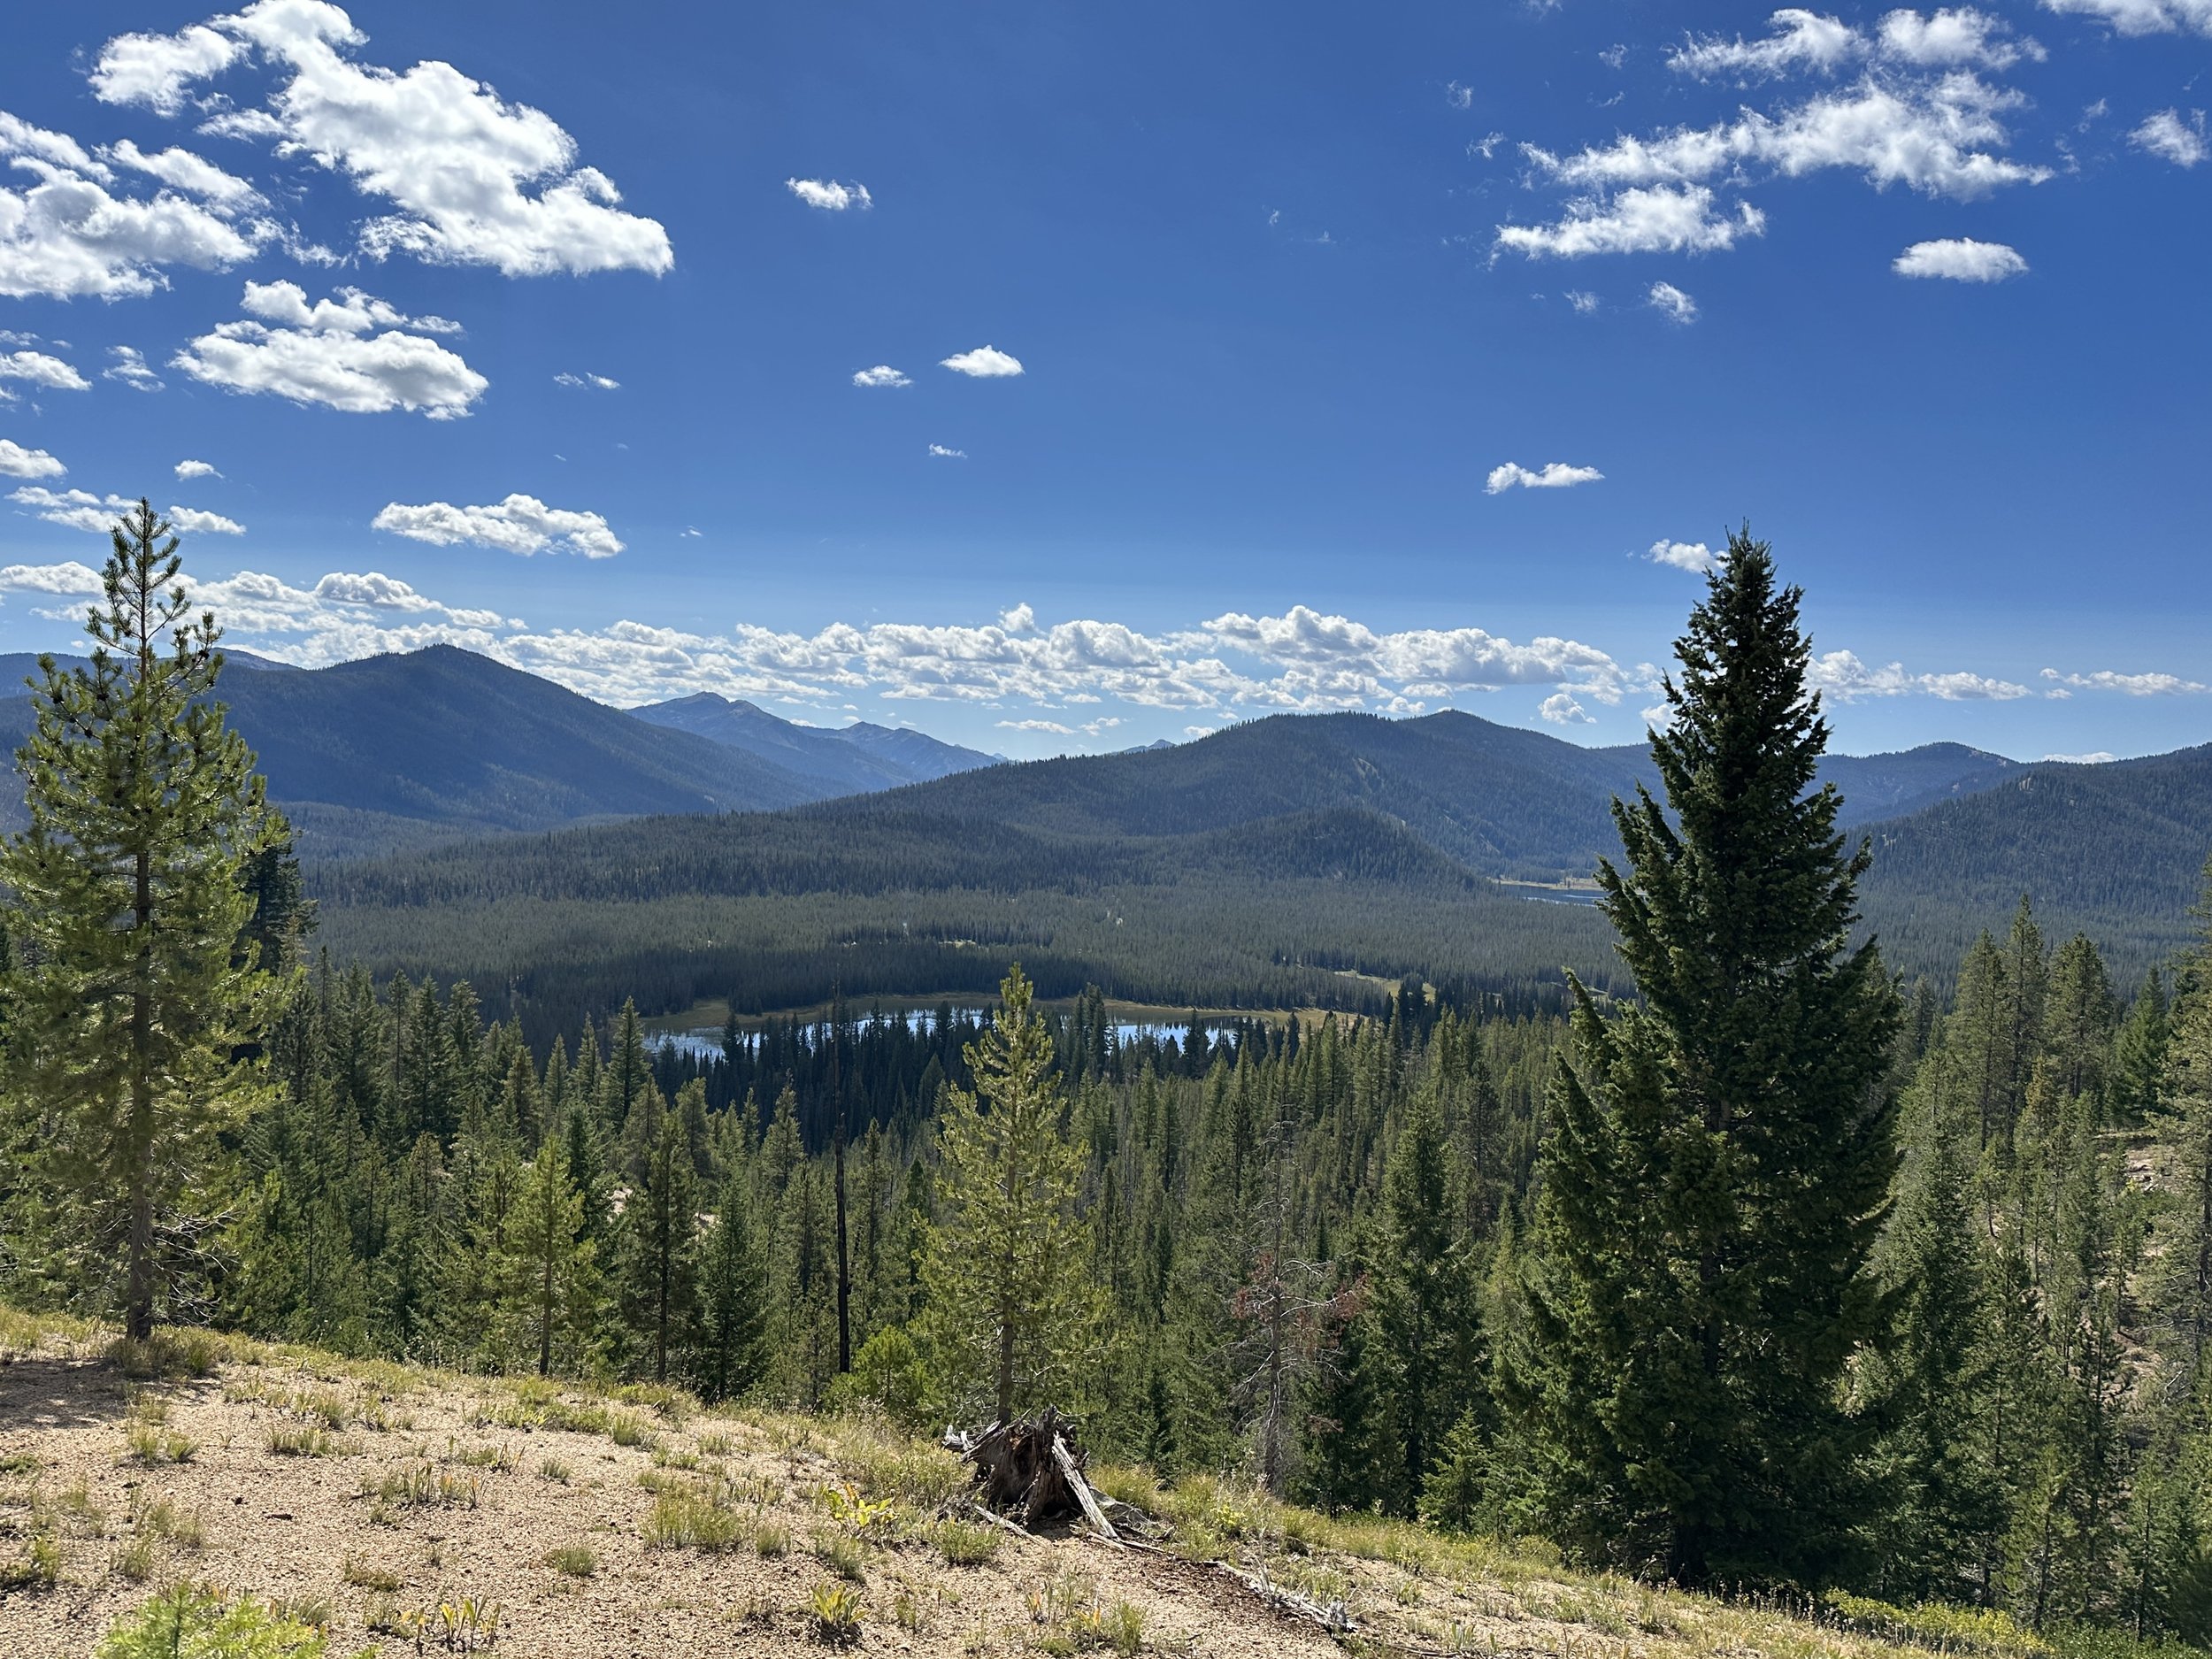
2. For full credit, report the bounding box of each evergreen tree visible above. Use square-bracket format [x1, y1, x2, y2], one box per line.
[0, 503, 285, 1339]
[501, 1131, 601, 1377]
[920, 965, 1100, 1424]
[615, 1079, 698, 1382]
[692, 1173, 768, 1402]
[1508, 529, 1900, 1586]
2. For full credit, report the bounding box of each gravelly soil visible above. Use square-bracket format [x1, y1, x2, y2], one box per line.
[0, 1336, 1338, 1658]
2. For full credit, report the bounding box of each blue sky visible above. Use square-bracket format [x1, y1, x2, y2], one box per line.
[0, 0, 2205, 761]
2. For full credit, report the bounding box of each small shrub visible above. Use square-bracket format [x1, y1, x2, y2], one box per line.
[545, 1544, 596, 1578]
[94, 1584, 326, 1658]
[813, 1529, 866, 1582]
[931, 1519, 1002, 1566]
[111, 1534, 157, 1582]
[125, 1421, 198, 1465]
[642, 1486, 742, 1551]
[342, 1555, 402, 1592]
[0, 1529, 62, 1591]
[809, 1580, 866, 1646]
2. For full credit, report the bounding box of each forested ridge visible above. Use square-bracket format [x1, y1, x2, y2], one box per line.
[13, 514, 2212, 1655]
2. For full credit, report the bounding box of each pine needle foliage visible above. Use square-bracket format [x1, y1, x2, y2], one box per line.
[0, 501, 285, 1339]
[1509, 527, 1901, 1588]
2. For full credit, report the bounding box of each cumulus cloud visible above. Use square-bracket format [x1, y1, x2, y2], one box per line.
[174, 458, 219, 480]
[998, 718, 1074, 734]
[941, 345, 1025, 378]
[852, 365, 910, 388]
[91, 3, 672, 277]
[786, 178, 872, 211]
[103, 138, 261, 209]
[2040, 666, 2208, 695]
[173, 281, 487, 418]
[2044, 751, 2116, 764]
[1893, 236, 2028, 280]
[1539, 692, 1595, 726]
[927, 443, 967, 458]
[1811, 649, 2031, 700]
[1648, 539, 1719, 572]
[1496, 185, 1766, 258]
[9, 487, 240, 536]
[165, 505, 245, 535]
[372, 494, 624, 558]
[0, 349, 89, 391]
[0, 439, 65, 479]
[1648, 280, 1699, 322]
[1486, 460, 1603, 494]
[0, 109, 265, 299]
[104, 347, 165, 391]
[2132, 109, 2208, 166]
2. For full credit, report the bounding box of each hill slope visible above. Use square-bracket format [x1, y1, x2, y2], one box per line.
[2, 1305, 2052, 1659]
[0, 646, 834, 858]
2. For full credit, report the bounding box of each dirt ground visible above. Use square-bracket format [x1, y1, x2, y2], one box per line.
[0, 1332, 1340, 1658]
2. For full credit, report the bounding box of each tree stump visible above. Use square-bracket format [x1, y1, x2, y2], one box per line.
[952, 1407, 1116, 1537]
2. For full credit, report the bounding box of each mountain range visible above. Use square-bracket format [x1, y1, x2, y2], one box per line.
[0, 645, 998, 859]
[291, 660, 2211, 1034]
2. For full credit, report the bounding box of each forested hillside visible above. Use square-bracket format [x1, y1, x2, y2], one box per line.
[634, 690, 998, 792]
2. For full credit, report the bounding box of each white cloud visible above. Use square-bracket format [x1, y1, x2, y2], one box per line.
[173, 282, 487, 418]
[2040, 666, 2208, 695]
[0, 557, 104, 593]
[1648, 539, 1719, 572]
[93, 3, 672, 277]
[2039, 0, 2212, 35]
[1539, 691, 1595, 726]
[553, 371, 619, 388]
[104, 346, 165, 391]
[0, 109, 265, 300]
[88, 24, 247, 115]
[1893, 236, 2028, 280]
[2132, 109, 2208, 166]
[174, 458, 219, 480]
[1495, 184, 1766, 258]
[104, 139, 261, 209]
[1648, 280, 1699, 322]
[1000, 603, 1037, 634]
[372, 494, 624, 558]
[2043, 750, 2116, 764]
[1812, 649, 2032, 700]
[1670, 9, 1863, 78]
[0, 350, 89, 391]
[8, 486, 239, 537]
[1446, 81, 1475, 110]
[1564, 289, 1601, 313]
[1878, 9, 2042, 67]
[165, 505, 245, 535]
[1525, 73, 2048, 202]
[0, 439, 65, 480]
[998, 718, 1074, 734]
[852, 365, 910, 388]
[1670, 8, 2039, 77]
[927, 443, 967, 458]
[1486, 460, 1603, 494]
[941, 345, 1025, 378]
[786, 178, 872, 211]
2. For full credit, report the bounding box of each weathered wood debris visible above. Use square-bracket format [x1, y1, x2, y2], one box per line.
[943, 1407, 1118, 1538]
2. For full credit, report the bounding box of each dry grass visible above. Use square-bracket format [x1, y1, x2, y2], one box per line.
[0, 1303, 2157, 1659]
